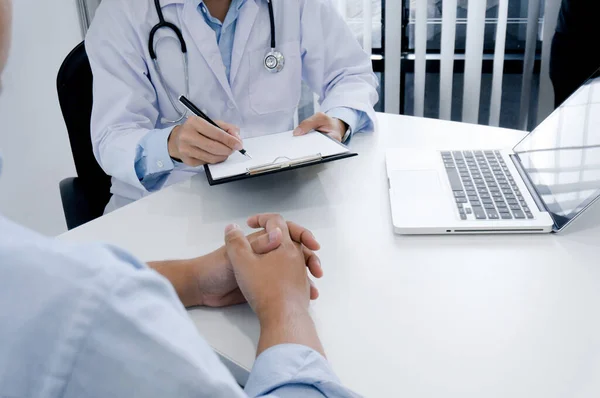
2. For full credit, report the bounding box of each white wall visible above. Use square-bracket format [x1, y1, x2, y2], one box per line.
[0, 0, 80, 236]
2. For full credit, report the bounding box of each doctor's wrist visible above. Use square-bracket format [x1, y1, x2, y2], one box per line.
[168, 125, 183, 162]
[334, 118, 348, 132]
[331, 118, 348, 142]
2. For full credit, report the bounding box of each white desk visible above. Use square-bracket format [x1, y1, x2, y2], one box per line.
[59, 114, 600, 397]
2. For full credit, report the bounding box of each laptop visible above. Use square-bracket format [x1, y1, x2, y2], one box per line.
[387, 67, 600, 235]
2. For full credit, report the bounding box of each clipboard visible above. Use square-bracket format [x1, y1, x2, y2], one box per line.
[204, 151, 357, 186]
[203, 130, 357, 186]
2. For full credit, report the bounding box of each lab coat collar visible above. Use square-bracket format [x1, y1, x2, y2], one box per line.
[157, 0, 185, 6]
[180, 0, 235, 101]
[162, 0, 261, 97]
[229, 0, 259, 85]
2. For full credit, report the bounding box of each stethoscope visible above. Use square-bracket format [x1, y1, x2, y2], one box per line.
[149, 0, 285, 124]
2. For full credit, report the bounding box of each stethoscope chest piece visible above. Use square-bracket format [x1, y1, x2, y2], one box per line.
[264, 49, 285, 73]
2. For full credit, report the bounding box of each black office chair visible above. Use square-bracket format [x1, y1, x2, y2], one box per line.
[57, 42, 112, 230]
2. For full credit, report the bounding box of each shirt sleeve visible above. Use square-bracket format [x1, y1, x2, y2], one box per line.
[245, 344, 361, 397]
[134, 127, 176, 191]
[58, 244, 358, 398]
[61, 246, 248, 398]
[300, 0, 379, 134]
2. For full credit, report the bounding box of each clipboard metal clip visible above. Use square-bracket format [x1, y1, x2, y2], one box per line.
[247, 153, 323, 175]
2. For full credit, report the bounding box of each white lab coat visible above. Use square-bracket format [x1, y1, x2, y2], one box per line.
[86, 0, 379, 208]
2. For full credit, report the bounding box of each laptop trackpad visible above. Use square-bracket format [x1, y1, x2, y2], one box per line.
[390, 170, 452, 225]
[390, 170, 443, 196]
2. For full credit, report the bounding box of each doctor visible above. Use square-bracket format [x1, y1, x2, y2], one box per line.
[86, 0, 379, 211]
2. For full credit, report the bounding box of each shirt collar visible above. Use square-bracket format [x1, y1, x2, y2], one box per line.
[198, 0, 247, 24]
[159, 0, 252, 8]
[198, 0, 247, 11]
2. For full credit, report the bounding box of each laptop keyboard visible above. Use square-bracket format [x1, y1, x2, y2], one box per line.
[441, 151, 534, 221]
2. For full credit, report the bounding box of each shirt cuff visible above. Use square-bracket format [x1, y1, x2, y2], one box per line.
[244, 344, 358, 397]
[134, 127, 176, 191]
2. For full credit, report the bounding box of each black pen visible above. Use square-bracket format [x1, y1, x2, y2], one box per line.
[178, 95, 251, 159]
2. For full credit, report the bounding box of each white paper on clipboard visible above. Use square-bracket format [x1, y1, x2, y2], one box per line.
[207, 130, 350, 181]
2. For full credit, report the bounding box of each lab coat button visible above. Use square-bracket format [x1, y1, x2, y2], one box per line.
[157, 160, 164, 168]
[227, 100, 235, 109]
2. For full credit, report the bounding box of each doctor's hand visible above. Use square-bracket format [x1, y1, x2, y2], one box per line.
[168, 116, 243, 167]
[293, 112, 348, 142]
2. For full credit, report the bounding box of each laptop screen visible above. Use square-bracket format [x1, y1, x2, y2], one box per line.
[513, 67, 600, 230]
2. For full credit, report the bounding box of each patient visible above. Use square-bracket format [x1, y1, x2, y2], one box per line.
[0, 1, 357, 396]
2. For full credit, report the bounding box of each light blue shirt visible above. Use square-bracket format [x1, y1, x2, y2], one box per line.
[133, 1, 367, 191]
[199, 0, 245, 83]
[0, 211, 358, 397]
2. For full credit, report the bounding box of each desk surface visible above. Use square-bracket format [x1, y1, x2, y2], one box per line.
[59, 114, 600, 397]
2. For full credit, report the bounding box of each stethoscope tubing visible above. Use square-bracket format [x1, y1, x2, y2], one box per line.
[149, 0, 282, 123]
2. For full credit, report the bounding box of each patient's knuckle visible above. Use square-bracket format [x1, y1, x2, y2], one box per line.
[226, 234, 244, 248]
[272, 214, 286, 226]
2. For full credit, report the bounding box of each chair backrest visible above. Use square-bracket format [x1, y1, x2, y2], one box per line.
[56, 41, 111, 194]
